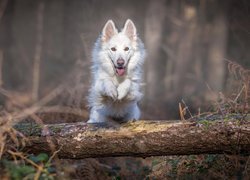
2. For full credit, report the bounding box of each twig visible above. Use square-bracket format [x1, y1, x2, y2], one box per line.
[233, 85, 245, 103]
[34, 164, 44, 180]
[181, 99, 194, 119]
[48, 146, 62, 164]
[7, 150, 40, 169]
[179, 103, 185, 120]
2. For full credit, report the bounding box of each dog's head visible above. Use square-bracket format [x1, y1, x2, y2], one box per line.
[100, 19, 138, 77]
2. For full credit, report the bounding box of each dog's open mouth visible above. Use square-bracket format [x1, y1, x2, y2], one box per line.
[116, 66, 126, 76]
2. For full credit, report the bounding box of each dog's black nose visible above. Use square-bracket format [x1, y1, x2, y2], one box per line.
[117, 58, 125, 67]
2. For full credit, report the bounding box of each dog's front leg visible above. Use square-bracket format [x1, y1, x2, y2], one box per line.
[117, 79, 131, 100]
[98, 80, 118, 100]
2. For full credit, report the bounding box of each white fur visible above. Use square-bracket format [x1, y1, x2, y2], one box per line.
[87, 19, 145, 123]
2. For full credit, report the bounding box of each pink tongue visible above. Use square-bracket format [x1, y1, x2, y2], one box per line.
[116, 68, 125, 76]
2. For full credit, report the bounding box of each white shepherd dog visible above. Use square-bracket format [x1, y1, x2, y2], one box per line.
[87, 19, 145, 123]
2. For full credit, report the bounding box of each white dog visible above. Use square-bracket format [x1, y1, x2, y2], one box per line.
[87, 19, 145, 123]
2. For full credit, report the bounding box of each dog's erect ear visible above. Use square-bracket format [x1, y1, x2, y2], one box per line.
[122, 19, 137, 41]
[102, 20, 118, 42]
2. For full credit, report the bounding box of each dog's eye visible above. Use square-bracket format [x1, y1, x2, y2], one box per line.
[124, 47, 129, 51]
[111, 47, 116, 51]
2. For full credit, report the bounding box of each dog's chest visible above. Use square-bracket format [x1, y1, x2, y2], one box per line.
[112, 75, 127, 86]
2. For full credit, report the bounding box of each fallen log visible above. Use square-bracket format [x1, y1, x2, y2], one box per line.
[14, 119, 250, 159]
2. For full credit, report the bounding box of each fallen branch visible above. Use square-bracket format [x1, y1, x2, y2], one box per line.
[13, 119, 250, 159]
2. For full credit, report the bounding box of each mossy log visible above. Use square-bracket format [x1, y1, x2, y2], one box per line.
[14, 119, 250, 159]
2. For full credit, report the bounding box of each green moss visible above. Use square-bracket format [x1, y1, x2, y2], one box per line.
[198, 120, 214, 128]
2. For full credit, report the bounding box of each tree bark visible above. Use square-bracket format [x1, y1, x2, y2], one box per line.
[14, 119, 250, 159]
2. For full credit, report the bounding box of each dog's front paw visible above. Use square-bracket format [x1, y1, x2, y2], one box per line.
[117, 79, 131, 100]
[106, 87, 118, 100]
[102, 81, 118, 100]
[117, 86, 128, 100]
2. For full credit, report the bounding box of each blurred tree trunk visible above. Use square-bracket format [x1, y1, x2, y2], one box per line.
[144, 0, 166, 115]
[205, 11, 227, 100]
[168, 3, 198, 98]
[2, 0, 37, 91]
[162, 1, 228, 117]
[32, 1, 44, 102]
[41, 0, 64, 92]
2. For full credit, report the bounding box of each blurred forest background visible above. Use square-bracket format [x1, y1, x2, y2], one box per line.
[0, 0, 249, 121]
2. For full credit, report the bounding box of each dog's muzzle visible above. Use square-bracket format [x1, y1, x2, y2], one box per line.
[115, 58, 126, 76]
